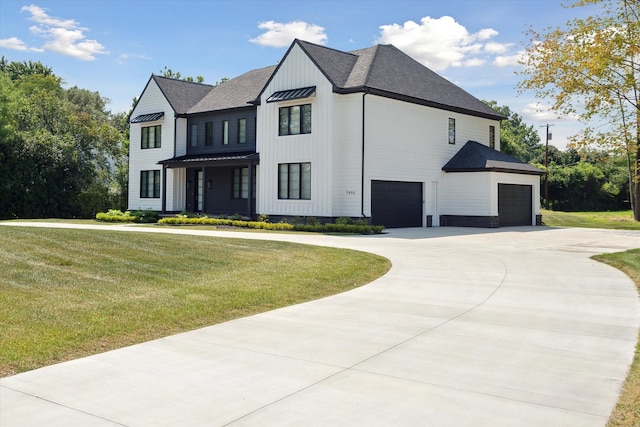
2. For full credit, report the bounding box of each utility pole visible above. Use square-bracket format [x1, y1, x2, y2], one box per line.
[541, 124, 554, 208]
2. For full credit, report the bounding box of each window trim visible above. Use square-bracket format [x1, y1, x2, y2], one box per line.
[279, 104, 311, 136]
[222, 120, 229, 145]
[232, 167, 249, 199]
[238, 118, 246, 144]
[489, 125, 496, 149]
[448, 118, 456, 145]
[141, 125, 161, 149]
[140, 170, 160, 199]
[205, 122, 214, 146]
[190, 124, 198, 148]
[278, 162, 311, 200]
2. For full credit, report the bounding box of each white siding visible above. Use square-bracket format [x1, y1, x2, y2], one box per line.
[331, 93, 364, 217]
[256, 44, 335, 217]
[128, 79, 176, 211]
[362, 95, 501, 219]
[440, 172, 493, 216]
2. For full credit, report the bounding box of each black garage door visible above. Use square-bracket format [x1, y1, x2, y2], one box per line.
[498, 184, 532, 226]
[371, 180, 423, 228]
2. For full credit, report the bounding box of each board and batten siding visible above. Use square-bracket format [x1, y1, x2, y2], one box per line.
[256, 43, 335, 217]
[128, 79, 176, 211]
[362, 95, 501, 220]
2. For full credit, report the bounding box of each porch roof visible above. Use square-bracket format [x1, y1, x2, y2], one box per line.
[158, 152, 259, 168]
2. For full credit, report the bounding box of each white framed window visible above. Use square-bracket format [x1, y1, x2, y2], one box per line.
[238, 118, 246, 144]
[232, 167, 249, 199]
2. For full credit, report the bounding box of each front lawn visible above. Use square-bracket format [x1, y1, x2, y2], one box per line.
[0, 226, 390, 377]
[542, 209, 640, 230]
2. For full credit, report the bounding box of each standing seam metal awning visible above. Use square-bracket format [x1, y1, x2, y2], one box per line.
[131, 112, 164, 123]
[266, 86, 316, 103]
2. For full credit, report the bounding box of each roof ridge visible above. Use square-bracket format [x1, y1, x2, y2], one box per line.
[152, 74, 215, 88]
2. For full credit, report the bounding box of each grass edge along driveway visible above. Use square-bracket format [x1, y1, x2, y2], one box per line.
[0, 226, 390, 377]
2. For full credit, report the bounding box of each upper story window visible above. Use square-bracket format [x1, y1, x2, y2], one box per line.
[238, 118, 246, 144]
[448, 118, 456, 145]
[205, 122, 214, 146]
[279, 104, 311, 136]
[141, 125, 161, 149]
[190, 124, 198, 147]
[489, 125, 496, 149]
[222, 120, 229, 145]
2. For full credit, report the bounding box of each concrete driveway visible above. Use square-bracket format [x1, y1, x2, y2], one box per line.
[1, 223, 639, 426]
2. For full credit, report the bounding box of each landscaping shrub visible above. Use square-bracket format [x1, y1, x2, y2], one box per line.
[157, 216, 384, 234]
[96, 209, 159, 223]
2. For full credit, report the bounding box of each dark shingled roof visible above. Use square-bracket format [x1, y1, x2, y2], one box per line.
[152, 75, 214, 114]
[291, 40, 504, 120]
[189, 65, 276, 113]
[442, 141, 545, 175]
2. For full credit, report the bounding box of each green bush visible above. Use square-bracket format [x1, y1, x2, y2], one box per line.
[157, 216, 384, 234]
[95, 210, 137, 222]
[96, 209, 159, 223]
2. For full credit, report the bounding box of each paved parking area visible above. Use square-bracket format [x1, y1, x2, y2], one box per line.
[1, 223, 639, 426]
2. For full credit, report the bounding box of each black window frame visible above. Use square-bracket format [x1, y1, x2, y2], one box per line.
[205, 122, 214, 146]
[232, 167, 249, 199]
[190, 124, 198, 148]
[279, 104, 311, 136]
[222, 120, 229, 145]
[140, 170, 160, 198]
[278, 162, 311, 200]
[448, 118, 456, 145]
[238, 118, 247, 144]
[141, 125, 161, 149]
[489, 125, 496, 149]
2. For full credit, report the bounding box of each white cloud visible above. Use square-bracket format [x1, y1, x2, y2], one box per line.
[521, 102, 582, 122]
[0, 36, 43, 52]
[9, 4, 109, 61]
[463, 58, 485, 67]
[117, 53, 152, 64]
[493, 52, 524, 67]
[484, 41, 512, 54]
[376, 16, 501, 71]
[250, 21, 327, 47]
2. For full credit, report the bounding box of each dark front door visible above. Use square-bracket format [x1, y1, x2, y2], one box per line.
[498, 183, 532, 226]
[371, 180, 423, 228]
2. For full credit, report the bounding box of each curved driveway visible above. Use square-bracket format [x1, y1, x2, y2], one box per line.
[1, 223, 640, 426]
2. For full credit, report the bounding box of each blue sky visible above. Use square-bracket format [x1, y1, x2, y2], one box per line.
[0, 0, 599, 149]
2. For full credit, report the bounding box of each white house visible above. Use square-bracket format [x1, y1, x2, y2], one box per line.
[128, 39, 543, 228]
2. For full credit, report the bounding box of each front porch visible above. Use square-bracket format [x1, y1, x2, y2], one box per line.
[158, 152, 258, 218]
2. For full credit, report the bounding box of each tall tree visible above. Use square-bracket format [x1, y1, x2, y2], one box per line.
[483, 101, 542, 162]
[518, 0, 640, 219]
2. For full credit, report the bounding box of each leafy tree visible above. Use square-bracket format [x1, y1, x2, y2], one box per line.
[158, 66, 204, 83]
[519, 0, 640, 219]
[483, 101, 542, 162]
[0, 59, 127, 218]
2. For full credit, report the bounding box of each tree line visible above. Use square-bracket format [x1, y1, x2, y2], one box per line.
[0, 57, 129, 219]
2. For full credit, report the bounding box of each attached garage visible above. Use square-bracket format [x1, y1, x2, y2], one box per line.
[371, 180, 423, 228]
[498, 184, 532, 226]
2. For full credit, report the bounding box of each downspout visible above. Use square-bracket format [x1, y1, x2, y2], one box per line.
[361, 91, 368, 219]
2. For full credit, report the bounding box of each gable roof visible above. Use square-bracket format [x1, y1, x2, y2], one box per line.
[259, 40, 503, 120]
[189, 65, 276, 114]
[442, 141, 545, 175]
[151, 75, 214, 114]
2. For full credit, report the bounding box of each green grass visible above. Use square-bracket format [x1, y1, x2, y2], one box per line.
[542, 209, 640, 230]
[0, 226, 390, 377]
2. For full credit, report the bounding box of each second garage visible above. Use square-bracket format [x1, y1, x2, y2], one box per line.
[371, 180, 423, 228]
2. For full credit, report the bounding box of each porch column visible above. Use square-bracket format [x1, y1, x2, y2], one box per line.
[201, 166, 206, 213]
[161, 165, 167, 213]
[247, 161, 254, 218]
